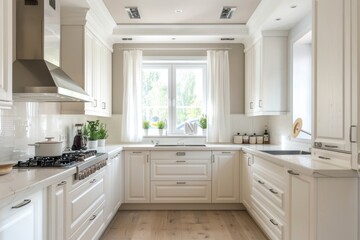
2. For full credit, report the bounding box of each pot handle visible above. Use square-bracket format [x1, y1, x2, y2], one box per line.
[45, 137, 55, 141]
[28, 144, 40, 147]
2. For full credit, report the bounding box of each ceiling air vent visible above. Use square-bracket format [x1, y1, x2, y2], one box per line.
[125, 7, 141, 19]
[221, 38, 235, 41]
[122, 38, 133, 41]
[220, 7, 237, 19]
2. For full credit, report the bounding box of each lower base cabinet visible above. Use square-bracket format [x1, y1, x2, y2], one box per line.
[0, 190, 44, 240]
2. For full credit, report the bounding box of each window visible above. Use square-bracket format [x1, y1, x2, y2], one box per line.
[292, 31, 312, 140]
[142, 61, 206, 135]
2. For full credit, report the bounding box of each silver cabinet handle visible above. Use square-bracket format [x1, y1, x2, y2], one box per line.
[89, 215, 96, 221]
[270, 219, 278, 226]
[12, 199, 31, 209]
[324, 145, 338, 148]
[90, 179, 97, 184]
[318, 156, 330, 160]
[269, 189, 278, 194]
[176, 182, 186, 184]
[212, 155, 215, 163]
[259, 100, 262, 108]
[288, 170, 300, 176]
[57, 181, 67, 186]
[250, 102, 254, 109]
[350, 125, 357, 143]
[93, 99, 97, 107]
[146, 155, 149, 163]
[176, 160, 186, 163]
[222, 152, 231, 154]
[102, 102, 106, 109]
[247, 157, 252, 166]
[176, 152, 186, 156]
[257, 180, 265, 185]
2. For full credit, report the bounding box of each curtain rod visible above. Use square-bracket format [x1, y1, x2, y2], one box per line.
[119, 47, 231, 51]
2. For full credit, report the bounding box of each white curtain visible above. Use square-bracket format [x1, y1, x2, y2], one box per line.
[206, 50, 231, 143]
[121, 50, 143, 142]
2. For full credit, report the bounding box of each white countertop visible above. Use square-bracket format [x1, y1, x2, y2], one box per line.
[0, 143, 357, 207]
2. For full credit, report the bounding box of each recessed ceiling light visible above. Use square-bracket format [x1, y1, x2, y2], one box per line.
[125, 7, 141, 19]
[290, 5, 297, 8]
[220, 7, 237, 19]
[276, 18, 281, 21]
[174, 9, 183, 14]
[172, 37, 176, 40]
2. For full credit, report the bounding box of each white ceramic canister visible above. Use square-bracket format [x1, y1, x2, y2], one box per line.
[249, 134, 257, 144]
[234, 133, 243, 144]
[256, 135, 264, 144]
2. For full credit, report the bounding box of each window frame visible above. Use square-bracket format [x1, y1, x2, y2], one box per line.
[142, 59, 207, 135]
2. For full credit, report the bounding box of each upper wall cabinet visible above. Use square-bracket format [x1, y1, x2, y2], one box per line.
[61, 26, 112, 117]
[0, 0, 13, 109]
[245, 35, 288, 116]
[313, 0, 355, 154]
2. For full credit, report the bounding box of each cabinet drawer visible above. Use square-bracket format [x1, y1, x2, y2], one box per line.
[253, 157, 285, 190]
[70, 200, 105, 240]
[69, 171, 104, 235]
[151, 181, 211, 203]
[151, 159, 211, 180]
[252, 172, 284, 213]
[151, 151, 211, 160]
[251, 195, 284, 240]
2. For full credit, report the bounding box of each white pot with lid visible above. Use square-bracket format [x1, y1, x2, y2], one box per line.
[29, 137, 63, 157]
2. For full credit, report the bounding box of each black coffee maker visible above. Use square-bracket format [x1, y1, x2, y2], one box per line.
[72, 123, 87, 150]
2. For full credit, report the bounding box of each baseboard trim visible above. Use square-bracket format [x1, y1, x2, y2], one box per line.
[119, 203, 245, 210]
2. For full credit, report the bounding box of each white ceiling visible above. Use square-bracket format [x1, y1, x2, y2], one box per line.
[103, 0, 261, 24]
[60, 0, 312, 44]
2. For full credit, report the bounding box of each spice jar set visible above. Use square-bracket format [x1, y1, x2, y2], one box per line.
[233, 128, 270, 144]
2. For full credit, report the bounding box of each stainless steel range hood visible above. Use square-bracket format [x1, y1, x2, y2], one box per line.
[13, 0, 92, 102]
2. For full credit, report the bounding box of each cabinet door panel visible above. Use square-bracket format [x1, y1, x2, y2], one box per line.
[212, 151, 240, 203]
[314, 0, 351, 151]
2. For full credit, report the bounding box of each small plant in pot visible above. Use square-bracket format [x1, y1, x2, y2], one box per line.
[156, 120, 166, 136]
[142, 120, 150, 136]
[199, 114, 207, 135]
[87, 120, 100, 149]
[98, 123, 109, 147]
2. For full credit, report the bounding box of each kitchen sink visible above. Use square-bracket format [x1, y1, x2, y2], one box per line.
[260, 150, 311, 155]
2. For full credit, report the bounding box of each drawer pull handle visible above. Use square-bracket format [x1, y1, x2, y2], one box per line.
[176, 182, 186, 184]
[269, 189, 278, 194]
[324, 145, 338, 148]
[222, 152, 231, 154]
[89, 215, 96, 221]
[269, 218, 278, 226]
[257, 180, 265, 185]
[176, 152, 186, 156]
[318, 156, 330, 160]
[288, 170, 300, 176]
[12, 199, 31, 209]
[176, 160, 186, 163]
[57, 181, 67, 186]
[90, 179, 97, 184]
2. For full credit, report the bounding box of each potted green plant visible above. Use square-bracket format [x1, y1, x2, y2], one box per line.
[142, 120, 150, 136]
[156, 120, 166, 136]
[199, 114, 207, 135]
[82, 123, 89, 146]
[98, 123, 109, 147]
[87, 120, 100, 149]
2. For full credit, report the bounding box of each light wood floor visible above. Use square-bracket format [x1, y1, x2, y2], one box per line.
[100, 210, 268, 240]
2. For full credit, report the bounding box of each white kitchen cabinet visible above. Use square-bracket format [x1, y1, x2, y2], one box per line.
[47, 177, 71, 240]
[0, 0, 13, 108]
[104, 150, 123, 225]
[241, 152, 253, 209]
[61, 26, 112, 117]
[125, 151, 150, 203]
[0, 190, 44, 240]
[286, 168, 358, 240]
[245, 35, 288, 116]
[67, 170, 105, 238]
[150, 151, 212, 203]
[212, 151, 240, 203]
[313, 0, 354, 152]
